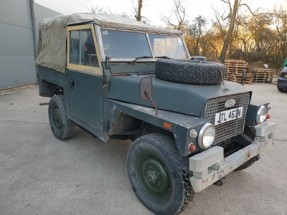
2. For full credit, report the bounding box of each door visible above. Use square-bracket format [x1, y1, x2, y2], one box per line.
[66, 24, 107, 140]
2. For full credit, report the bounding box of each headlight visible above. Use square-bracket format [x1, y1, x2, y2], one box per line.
[198, 123, 215, 149]
[256, 105, 268, 124]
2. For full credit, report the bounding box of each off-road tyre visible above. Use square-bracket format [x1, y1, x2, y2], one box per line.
[277, 86, 285, 92]
[127, 133, 194, 215]
[155, 59, 226, 85]
[48, 95, 75, 140]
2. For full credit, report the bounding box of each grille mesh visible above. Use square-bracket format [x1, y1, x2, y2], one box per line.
[204, 93, 250, 144]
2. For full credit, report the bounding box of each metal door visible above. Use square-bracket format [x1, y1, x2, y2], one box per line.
[65, 24, 107, 141]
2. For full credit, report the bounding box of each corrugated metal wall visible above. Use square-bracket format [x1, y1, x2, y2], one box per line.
[0, 0, 60, 90]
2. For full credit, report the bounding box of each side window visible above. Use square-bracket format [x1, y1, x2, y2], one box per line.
[69, 29, 99, 67]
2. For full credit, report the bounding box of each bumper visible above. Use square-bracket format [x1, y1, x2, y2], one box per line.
[189, 121, 276, 192]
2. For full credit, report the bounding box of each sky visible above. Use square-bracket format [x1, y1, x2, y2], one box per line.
[36, 0, 287, 26]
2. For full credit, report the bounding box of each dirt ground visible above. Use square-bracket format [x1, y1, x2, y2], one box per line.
[0, 83, 286, 215]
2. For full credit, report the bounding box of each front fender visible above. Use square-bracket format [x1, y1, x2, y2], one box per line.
[108, 100, 208, 156]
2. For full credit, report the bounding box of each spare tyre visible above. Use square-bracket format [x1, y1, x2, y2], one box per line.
[155, 59, 226, 85]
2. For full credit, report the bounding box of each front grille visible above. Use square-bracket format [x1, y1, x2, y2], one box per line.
[204, 93, 250, 144]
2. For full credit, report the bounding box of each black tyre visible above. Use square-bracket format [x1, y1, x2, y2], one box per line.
[48, 95, 75, 140]
[127, 133, 194, 215]
[277, 86, 287, 92]
[155, 59, 226, 85]
[277, 86, 283, 92]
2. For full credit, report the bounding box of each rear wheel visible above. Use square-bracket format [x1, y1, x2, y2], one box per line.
[277, 86, 284, 92]
[127, 133, 194, 215]
[48, 95, 75, 140]
[277, 86, 287, 92]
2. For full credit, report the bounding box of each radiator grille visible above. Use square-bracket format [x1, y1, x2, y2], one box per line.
[204, 93, 250, 144]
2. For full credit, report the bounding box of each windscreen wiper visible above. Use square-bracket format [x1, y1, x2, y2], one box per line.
[155, 56, 170, 59]
[131, 56, 153, 63]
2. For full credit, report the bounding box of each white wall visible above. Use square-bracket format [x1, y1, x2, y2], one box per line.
[0, 0, 60, 90]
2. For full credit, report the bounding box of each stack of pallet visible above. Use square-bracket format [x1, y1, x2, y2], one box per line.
[252, 68, 274, 83]
[224, 59, 253, 84]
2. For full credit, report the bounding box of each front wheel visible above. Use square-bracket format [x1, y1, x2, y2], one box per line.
[127, 133, 194, 215]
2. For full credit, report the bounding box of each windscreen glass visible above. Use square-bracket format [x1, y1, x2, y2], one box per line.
[101, 29, 152, 58]
[149, 34, 188, 59]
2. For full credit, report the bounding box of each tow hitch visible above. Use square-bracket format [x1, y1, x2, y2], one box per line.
[214, 177, 226, 186]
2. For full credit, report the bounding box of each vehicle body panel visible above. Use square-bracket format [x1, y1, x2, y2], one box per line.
[108, 100, 208, 155]
[36, 14, 275, 200]
[37, 17, 256, 155]
[277, 67, 287, 91]
[107, 74, 249, 117]
[282, 58, 287, 68]
[190, 56, 206, 62]
[66, 70, 108, 141]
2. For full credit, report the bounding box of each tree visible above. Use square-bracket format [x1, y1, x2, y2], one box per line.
[215, 0, 254, 62]
[91, 5, 130, 18]
[134, 0, 143, 21]
[91, 6, 106, 14]
[132, 0, 151, 23]
[187, 16, 207, 55]
[273, 8, 287, 62]
[162, 0, 187, 31]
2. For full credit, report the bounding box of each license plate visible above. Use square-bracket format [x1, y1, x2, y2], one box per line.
[215, 107, 243, 125]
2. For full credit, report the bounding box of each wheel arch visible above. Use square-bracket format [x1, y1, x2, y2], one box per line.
[108, 110, 173, 141]
[108, 100, 206, 156]
[39, 79, 63, 97]
[38, 66, 67, 97]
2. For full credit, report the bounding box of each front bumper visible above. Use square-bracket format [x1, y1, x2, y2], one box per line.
[189, 121, 276, 192]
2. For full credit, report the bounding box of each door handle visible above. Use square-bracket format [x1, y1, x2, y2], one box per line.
[70, 79, 75, 89]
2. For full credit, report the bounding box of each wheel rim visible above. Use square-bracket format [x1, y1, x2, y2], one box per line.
[137, 155, 171, 203]
[52, 106, 62, 129]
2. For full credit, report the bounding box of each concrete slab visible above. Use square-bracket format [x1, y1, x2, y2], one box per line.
[0, 83, 286, 215]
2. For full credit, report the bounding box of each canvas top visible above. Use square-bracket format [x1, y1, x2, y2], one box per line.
[66, 13, 181, 34]
[36, 13, 181, 72]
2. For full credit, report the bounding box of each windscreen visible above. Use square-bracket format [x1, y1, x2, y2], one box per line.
[149, 34, 188, 59]
[101, 29, 152, 58]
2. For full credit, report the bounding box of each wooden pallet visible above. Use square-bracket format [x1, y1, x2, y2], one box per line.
[252, 68, 274, 83]
[224, 59, 247, 64]
[224, 59, 252, 84]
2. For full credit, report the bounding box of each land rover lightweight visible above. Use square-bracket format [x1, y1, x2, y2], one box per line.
[36, 13, 276, 215]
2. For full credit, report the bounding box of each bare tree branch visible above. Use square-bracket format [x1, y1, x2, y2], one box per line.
[220, 0, 232, 13]
[135, 0, 143, 21]
[239, 3, 255, 16]
[162, 0, 187, 31]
